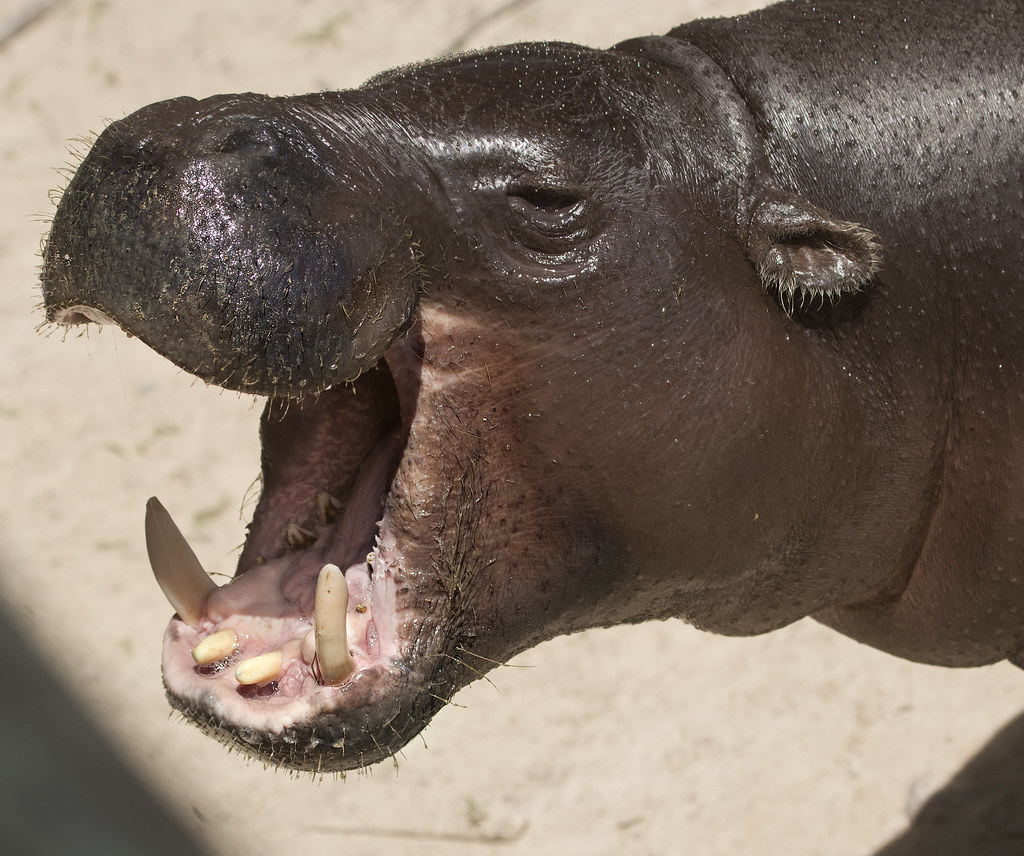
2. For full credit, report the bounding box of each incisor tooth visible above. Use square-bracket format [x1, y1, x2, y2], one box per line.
[191, 628, 238, 665]
[235, 650, 283, 685]
[145, 497, 218, 628]
[314, 563, 355, 686]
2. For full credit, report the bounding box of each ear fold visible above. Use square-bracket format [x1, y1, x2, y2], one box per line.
[747, 195, 882, 312]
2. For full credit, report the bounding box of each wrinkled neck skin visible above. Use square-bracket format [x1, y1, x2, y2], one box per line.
[673, 1, 1024, 667]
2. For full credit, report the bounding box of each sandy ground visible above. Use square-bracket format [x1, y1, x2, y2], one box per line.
[2, 1, 1024, 854]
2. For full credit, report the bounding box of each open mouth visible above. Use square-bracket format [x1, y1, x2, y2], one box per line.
[145, 328, 439, 770]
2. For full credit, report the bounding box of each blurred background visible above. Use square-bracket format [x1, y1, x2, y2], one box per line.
[2, 1, 1023, 854]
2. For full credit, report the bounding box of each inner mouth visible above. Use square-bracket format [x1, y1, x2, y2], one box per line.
[148, 332, 424, 744]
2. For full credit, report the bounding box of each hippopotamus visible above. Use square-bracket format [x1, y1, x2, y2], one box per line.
[40, 0, 1024, 772]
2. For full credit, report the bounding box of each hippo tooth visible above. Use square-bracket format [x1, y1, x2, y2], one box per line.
[235, 650, 283, 686]
[145, 497, 218, 628]
[315, 490, 343, 526]
[314, 563, 355, 686]
[285, 522, 317, 550]
[191, 628, 238, 665]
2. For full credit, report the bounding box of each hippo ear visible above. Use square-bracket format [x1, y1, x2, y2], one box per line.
[746, 195, 882, 312]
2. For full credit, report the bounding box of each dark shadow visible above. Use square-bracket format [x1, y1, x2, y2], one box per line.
[872, 710, 1024, 856]
[0, 593, 211, 856]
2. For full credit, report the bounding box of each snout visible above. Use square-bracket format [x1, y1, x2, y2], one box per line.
[42, 94, 423, 396]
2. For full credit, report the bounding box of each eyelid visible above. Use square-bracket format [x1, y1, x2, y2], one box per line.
[506, 185, 582, 213]
[507, 194, 587, 240]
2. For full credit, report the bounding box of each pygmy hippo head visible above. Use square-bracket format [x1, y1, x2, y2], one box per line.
[42, 40, 883, 770]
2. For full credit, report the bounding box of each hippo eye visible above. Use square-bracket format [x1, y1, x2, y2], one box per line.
[506, 185, 589, 253]
[508, 186, 581, 213]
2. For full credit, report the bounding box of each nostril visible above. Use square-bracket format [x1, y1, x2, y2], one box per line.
[215, 123, 283, 157]
[51, 304, 118, 326]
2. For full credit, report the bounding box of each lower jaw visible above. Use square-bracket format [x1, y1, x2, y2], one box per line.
[154, 352, 428, 741]
[158, 503, 448, 773]
[159, 506, 408, 732]
[146, 327, 447, 765]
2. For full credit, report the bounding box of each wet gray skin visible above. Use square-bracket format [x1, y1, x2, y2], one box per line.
[41, 0, 1024, 773]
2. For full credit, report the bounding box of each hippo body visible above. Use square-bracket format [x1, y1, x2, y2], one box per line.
[41, 0, 1024, 771]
